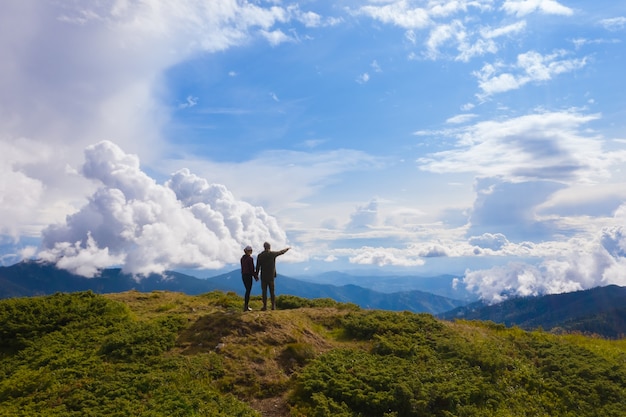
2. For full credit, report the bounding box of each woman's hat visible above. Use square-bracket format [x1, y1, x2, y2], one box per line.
[244, 245, 253, 251]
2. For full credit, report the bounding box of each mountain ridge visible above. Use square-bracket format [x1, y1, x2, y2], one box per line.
[440, 285, 626, 339]
[3, 261, 625, 338]
[0, 261, 466, 315]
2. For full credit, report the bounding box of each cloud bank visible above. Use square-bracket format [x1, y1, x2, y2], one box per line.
[39, 141, 287, 277]
[463, 220, 626, 303]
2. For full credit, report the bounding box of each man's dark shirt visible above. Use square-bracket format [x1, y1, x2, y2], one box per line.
[256, 249, 287, 280]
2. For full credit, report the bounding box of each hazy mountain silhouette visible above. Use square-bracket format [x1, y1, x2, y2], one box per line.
[294, 270, 477, 301]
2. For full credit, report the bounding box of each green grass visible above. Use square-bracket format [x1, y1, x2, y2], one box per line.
[1, 291, 624, 416]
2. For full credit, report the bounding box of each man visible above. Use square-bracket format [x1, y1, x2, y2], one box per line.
[240, 245, 258, 312]
[255, 242, 290, 311]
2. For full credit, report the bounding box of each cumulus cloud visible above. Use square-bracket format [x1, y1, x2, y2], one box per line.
[0, 0, 307, 245]
[463, 224, 626, 303]
[460, 204, 626, 303]
[39, 141, 288, 277]
[468, 233, 510, 250]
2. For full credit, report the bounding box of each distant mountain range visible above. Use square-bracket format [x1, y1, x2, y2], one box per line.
[0, 261, 466, 315]
[3, 261, 624, 338]
[294, 270, 477, 301]
[440, 285, 626, 339]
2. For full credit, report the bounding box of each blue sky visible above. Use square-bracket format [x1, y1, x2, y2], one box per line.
[1, 0, 626, 302]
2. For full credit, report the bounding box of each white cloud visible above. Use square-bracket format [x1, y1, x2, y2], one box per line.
[38, 141, 288, 277]
[446, 113, 478, 124]
[405, 29, 418, 45]
[468, 178, 568, 241]
[469, 233, 510, 250]
[358, 2, 535, 62]
[296, 10, 322, 28]
[572, 38, 621, 49]
[425, 20, 466, 59]
[418, 110, 615, 183]
[455, 38, 498, 62]
[537, 183, 626, 217]
[349, 246, 426, 267]
[357, 73, 370, 83]
[418, 110, 626, 249]
[474, 50, 587, 97]
[163, 149, 382, 217]
[371, 60, 382, 72]
[501, 0, 573, 17]
[0, 137, 92, 239]
[600, 16, 626, 31]
[178, 96, 198, 109]
[288, 4, 341, 28]
[463, 222, 626, 303]
[480, 20, 527, 38]
[346, 200, 380, 231]
[0, 0, 306, 245]
[358, 2, 431, 29]
[260, 29, 293, 46]
[0, 142, 45, 238]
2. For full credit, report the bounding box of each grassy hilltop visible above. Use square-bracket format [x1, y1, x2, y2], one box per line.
[1, 291, 625, 416]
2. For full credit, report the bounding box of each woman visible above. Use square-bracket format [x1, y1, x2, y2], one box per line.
[240, 245, 258, 311]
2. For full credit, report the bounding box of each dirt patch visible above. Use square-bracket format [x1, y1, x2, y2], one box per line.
[249, 394, 292, 417]
[174, 306, 355, 416]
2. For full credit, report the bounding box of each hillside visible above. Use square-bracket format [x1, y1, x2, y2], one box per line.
[0, 261, 466, 314]
[440, 285, 626, 339]
[1, 291, 625, 416]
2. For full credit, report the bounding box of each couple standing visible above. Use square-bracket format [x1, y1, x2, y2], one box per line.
[240, 242, 290, 311]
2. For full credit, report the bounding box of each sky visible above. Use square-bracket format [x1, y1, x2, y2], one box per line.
[1, 0, 626, 303]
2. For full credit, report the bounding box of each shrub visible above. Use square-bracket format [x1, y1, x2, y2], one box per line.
[99, 315, 186, 361]
[282, 342, 316, 368]
[341, 310, 443, 340]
